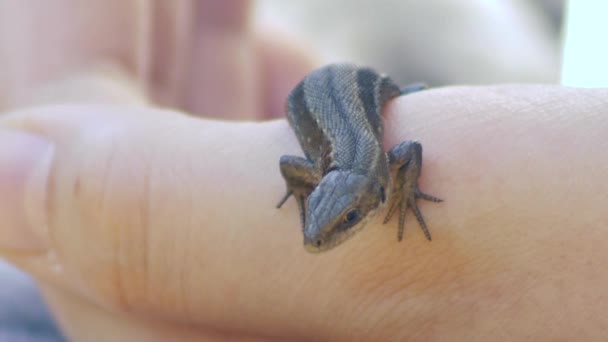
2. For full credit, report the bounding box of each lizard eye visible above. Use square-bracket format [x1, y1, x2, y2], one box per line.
[343, 209, 360, 224]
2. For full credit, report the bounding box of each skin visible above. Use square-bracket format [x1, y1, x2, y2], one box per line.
[1, 1, 608, 341]
[2, 86, 608, 342]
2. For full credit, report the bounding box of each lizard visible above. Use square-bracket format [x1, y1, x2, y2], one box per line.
[276, 63, 442, 253]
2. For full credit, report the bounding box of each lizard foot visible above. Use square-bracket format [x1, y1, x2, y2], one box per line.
[383, 188, 442, 241]
[277, 155, 319, 229]
[384, 140, 442, 241]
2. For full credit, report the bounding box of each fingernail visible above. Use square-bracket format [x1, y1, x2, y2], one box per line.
[0, 130, 54, 251]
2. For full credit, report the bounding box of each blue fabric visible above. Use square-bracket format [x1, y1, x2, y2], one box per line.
[0, 260, 65, 342]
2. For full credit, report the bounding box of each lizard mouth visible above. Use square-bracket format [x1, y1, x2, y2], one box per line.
[303, 210, 378, 253]
[304, 243, 323, 253]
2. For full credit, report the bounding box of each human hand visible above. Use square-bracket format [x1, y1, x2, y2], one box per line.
[2, 85, 607, 340]
[2, 1, 608, 341]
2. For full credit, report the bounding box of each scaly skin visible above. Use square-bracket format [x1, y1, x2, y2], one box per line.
[277, 64, 441, 253]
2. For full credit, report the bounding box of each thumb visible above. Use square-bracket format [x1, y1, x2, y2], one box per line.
[0, 105, 301, 323]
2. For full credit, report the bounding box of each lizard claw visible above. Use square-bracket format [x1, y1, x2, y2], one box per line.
[277, 189, 307, 228]
[416, 191, 443, 203]
[382, 194, 400, 224]
[383, 187, 438, 241]
[276, 191, 293, 209]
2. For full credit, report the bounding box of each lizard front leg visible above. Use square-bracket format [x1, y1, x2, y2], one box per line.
[277, 156, 320, 229]
[383, 141, 442, 241]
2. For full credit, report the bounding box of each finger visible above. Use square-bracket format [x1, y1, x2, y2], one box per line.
[179, 0, 259, 119]
[0, 104, 351, 338]
[176, 1, 319, 120]
[1, 85, 606, 340]
[255, 32, 318, 119]
[0, 0, 147, 109]
[23, 66, 147, 107]
[381, 85, 608, 339]
[39, 283, 250, 341]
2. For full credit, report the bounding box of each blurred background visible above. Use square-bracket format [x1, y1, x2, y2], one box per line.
[0, 0, 571, 112]
[256, 0, 564, 86]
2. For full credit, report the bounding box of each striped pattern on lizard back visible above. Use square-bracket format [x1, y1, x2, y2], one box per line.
[285, 64, 401, 175]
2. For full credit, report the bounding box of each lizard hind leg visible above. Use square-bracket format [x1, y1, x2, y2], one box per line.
[384, 141, 442, 241]
[277, 155, 320, 229]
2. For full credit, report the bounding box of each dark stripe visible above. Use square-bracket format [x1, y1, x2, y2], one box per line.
[287, 81, 307, 122]
[285, 81, 307, 145]
[378, 76, 401, 109]
[287, 81, 315, 160]
[356, 68, 382, 138]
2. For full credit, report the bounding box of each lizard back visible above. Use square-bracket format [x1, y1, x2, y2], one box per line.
[286, 64, 401, 175]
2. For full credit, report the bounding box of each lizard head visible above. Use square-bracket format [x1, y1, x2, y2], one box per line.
[303, 170, 386, 253]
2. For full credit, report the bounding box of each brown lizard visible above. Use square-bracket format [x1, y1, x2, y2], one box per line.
[277, 64, 441, 253]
